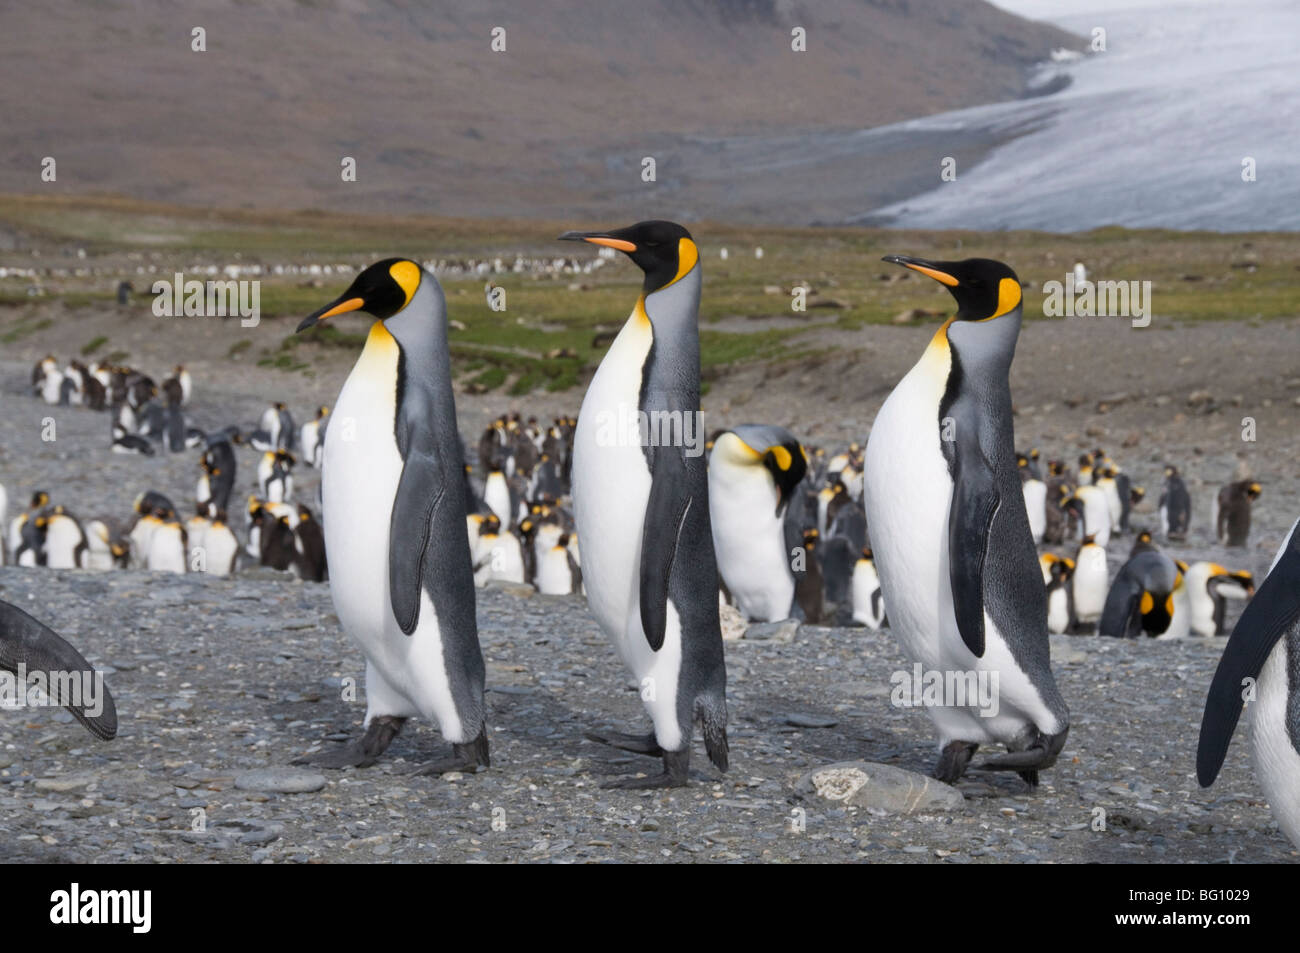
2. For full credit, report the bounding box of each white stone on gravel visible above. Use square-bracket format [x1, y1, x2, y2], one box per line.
[234, 767, 327, 794]
[797, 761, 965, 814]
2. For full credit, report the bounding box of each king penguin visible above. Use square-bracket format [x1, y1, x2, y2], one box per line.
[1198, 516, 1300, 847]
[863, 255, 1069, 786]
[707, 425, 807, 623]
[292, 258, 489, 775]
[560, 220, 728, 788]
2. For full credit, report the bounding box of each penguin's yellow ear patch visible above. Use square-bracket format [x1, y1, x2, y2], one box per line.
[991, 277, 1022, 318]
[767, 445, 793, 471]
[1139, 591, 1154, 615]
[388, 260, 421, 309]
[671, 238, 699, 285]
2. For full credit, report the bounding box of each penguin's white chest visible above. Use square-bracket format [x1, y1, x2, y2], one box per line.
[863, 342, 955, 672]
[484, 473, 512, 528]
[1072, 545, 1108, 622]
[45, 517, 83, 569]
[1046, 586, 1070, 634]
[709, 466, 792, 623]
[202, 525, 239, 576]
[536, 548, 574, 595]
[572, 308, 684, 749]
[322, 324, 461, 737]
[147, 526, 186, 574]
[1022, 480, 1046, 542]
[1251, 637, 1300, 847]
[852, 559, 885, 629]
[573, 313, 655, 658]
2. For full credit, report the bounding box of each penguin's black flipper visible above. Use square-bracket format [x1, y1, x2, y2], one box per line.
[388, 450, 446, 635]
[948, 439, 999, 658]
[0, 599, 117, 741]
[1197, 537, 1300, 787]
[639, 449, 691, 652]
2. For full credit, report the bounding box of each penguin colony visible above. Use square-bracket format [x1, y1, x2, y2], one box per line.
[2, 226, 1296, 845]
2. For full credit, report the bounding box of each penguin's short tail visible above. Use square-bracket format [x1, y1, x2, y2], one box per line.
[697, 697, 729, 773]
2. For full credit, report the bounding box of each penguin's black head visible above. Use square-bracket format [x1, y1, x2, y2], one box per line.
[297, 258, 422, 332]
[558, 220, 697, 294]
[883, 256, 1022, 321]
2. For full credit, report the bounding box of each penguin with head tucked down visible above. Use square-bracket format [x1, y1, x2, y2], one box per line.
[292, 258, 488, 776]
[708, 425, 807, 623]
[1198, 517, 1300, 847]
[1098, 550, 1182, 638]
[863, 255, 1069, 786]
[1181, 562, 1253, 637]
[560, 220, 728, 788]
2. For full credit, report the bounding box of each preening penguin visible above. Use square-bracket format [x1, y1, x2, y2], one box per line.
[1181, 562, 1253, 637]
[0, 598, 117, 740]
[560, 220, 728, 788]
[1097, 550, 1182, 638]
[863, 256, 1069, 786]
[708, 425, 807, 623]
[293, 258, 488, 775]
[1198, 517, 1300, 847]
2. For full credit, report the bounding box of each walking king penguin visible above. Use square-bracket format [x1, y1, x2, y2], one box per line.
[560, 221, 728, 788]
[292, 258, 489, 775]
[863, 256, 1069, 786]
[1198, 516, 1300, 847]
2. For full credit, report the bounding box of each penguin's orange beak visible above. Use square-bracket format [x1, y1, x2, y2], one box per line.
[882, 255, 959, 287]
[558, 230, 637, 252]
[298, 295, 364, 332]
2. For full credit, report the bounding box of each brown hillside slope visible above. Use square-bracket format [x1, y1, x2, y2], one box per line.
[1, 0, 1077, 220]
